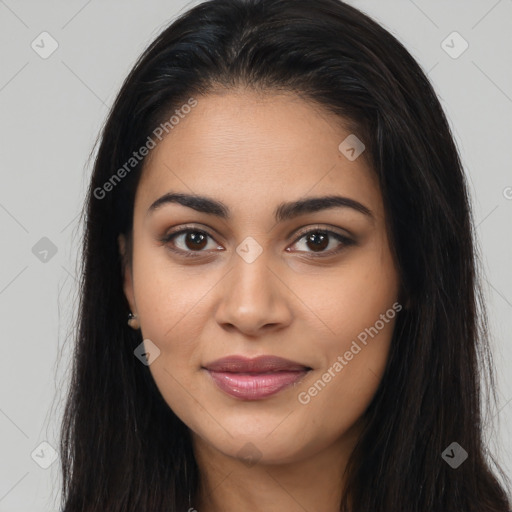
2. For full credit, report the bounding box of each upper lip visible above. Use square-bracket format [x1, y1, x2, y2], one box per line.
[203, 355, 310, 373]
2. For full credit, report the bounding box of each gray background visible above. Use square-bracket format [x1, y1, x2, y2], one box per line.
[0, 0, 511, 510]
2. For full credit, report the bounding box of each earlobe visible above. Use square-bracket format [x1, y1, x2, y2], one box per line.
[118, 234, 136, 315]
[118, 234, 127, 271]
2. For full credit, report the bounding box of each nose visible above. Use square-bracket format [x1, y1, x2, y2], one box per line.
[213, 249, 293, 337]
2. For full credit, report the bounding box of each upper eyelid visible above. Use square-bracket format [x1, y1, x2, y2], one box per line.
[287, 224, 352, 240]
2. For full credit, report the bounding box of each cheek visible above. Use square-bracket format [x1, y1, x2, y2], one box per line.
[132, 242, 216, 354]
[293, 239, 398, 422]
[130, 246, 210, 426]
[295, 237, 399, 354]
[295, 314, 396, 446]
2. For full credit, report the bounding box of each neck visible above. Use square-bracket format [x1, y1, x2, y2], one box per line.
[191, 425, 360, 512]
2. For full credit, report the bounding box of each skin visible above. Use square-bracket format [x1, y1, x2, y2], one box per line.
[119, 88, 401, 512]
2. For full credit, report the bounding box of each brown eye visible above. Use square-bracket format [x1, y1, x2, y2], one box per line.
[182, 231, 208, 251]
[288, 228, 354, 257]
[162, 228, 221, 257]
[304, 232, 329, 252]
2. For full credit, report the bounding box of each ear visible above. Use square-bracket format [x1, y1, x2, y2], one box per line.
[118, 234, 136, 314]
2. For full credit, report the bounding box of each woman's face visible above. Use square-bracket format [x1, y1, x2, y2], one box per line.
[119, 89, 401, 465]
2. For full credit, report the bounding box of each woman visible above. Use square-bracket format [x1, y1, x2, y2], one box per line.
[59, 0, 511, 510]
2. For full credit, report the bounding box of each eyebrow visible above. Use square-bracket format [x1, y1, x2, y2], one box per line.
[147, 192, 373, 222]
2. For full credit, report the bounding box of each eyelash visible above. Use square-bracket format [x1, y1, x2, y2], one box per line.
[160, 224, 354, 259]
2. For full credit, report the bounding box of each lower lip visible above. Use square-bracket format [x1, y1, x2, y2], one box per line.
[206, 370, 309, 400]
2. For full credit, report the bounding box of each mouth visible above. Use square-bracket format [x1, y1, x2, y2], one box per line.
[203, 355, 312, 400]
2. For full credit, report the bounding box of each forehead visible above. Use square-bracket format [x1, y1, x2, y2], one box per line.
[135, 89, 381, 218]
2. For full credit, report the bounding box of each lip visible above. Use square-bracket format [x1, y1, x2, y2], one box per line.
[203, 355, 311, 400]
[204, 355, 310, 373]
